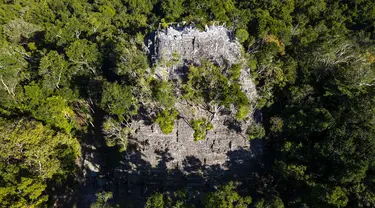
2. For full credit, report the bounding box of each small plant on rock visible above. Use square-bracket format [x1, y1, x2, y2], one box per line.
[156, 108, 179, 134]
[190, 117, 213, 141]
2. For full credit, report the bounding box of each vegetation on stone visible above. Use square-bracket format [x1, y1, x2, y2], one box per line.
[155, 108, 179, 134]
[190, 118, 213, 141]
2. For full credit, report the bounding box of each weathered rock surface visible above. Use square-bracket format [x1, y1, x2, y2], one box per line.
[149, 25, 243, 79]
[132, 26, 260, 170]
[131, 117, 254, 170]
[154, 25, 241, 62]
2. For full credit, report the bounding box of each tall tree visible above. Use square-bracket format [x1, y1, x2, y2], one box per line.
[0, 118, 80, 207]
[0, 43, 28, 99]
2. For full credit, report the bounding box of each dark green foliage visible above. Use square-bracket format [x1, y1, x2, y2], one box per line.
[146, 189, 196, 208]
[113, 40, 149, 78]
[246, 123, 265, 140]
[258, 3, 375, 206]
[183, 62, 228, 105]
[91, 192, 117, 208]
[253, 196, 284, 208]
[145, 192, 165, 208]
[66, 39, 101, 76]
[269, 116, 283, 134]
[39, 51, 70, 91]
[101, 82, 138, 120]
[146, 182, 251, 208]
[161, 0, 185, 21]
[152, 79, 175, 109]
[202, 182, 252, 208]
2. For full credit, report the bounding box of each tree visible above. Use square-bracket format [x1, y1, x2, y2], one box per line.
[33, 96, 76, 133]
[269, 116, 283, 134]
[0, 43, 28, 99]
[102, 117, 131, 152]
[1, 0, 375, 207]
[39, 50, 70, 91]
[110, 0, 154, 29]
[23, 82, 44, 109]
[254, 196, 284, 208]
[246, 123, 265, 140]
[145, 192, 165, 208]
[161, 0, 185, 21]
[183, 62, 250, 120]
[235, 29, 249, 43]
[91, 192, 116, 208]
[112, 41, 149, 78]
[202, 182, 252, 208]
[326, 187, 348, 208]
[0, 118, 80, 207]
[101, 82, 138, 120]
[3, 18, 41, 43]
[229, 83, 251, 120]
[145, 189, 195, 208]
[65, 39, 101, 75]
[152, 79, 175, 109]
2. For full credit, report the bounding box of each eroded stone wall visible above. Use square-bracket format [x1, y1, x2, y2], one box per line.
[131, 117, 252, 170]
[153, 26, 241, 65]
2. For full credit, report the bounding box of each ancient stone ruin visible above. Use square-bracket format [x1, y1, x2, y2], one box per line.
[131, 25, 260, 171]
[150, 25, 241, 66]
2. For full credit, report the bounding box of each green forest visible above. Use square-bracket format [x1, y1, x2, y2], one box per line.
[1, 0, 375, 207]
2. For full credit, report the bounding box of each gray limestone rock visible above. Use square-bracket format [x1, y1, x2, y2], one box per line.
[131, 25, 261, 170]
[131, 118, 251, 170]
[153, 26, 241, 64]
[150, 25, 242, 80]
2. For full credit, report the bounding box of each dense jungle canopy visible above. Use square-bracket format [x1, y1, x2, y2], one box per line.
[1, 0, 375, 207]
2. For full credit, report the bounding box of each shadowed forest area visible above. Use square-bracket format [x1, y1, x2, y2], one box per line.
[1, 0, 375, 207]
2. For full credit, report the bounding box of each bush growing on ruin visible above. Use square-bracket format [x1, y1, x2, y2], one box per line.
[191, 118, 213, 141]
[156, 108, 179, 134]
[152, 79, 176, 109]
[183, 62, 250, 120]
